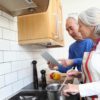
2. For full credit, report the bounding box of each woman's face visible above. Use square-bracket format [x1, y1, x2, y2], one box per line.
[78, 19, 94, 39]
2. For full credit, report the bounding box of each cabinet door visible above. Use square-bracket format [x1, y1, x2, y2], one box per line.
[50, 0, 59, 40]
[57, 0, 63, 41]
[50, 0, 63, 41]
[51, 0, 63, 42]
[18, 17, 29, 40]
[18, 13, 50, 41]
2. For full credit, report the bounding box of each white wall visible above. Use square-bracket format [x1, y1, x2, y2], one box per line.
[61, 0, 100, 20]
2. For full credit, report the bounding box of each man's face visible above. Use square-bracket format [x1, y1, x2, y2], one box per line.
[66, 18, 83, 40]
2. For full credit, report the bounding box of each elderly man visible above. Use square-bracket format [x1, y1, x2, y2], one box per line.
[48, 17, 94, 73]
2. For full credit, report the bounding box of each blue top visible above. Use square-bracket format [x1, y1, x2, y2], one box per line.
[57, 38, 94, 73]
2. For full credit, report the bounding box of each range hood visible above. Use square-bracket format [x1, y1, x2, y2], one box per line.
[0, 0, 49, 16]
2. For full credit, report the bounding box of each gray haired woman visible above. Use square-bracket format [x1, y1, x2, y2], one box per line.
[62, 7, 100, 100]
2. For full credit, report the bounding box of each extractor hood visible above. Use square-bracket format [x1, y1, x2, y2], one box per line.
[0, 0, 49, 16]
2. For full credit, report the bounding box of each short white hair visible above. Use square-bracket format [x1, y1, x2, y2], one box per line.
[67, 13, 78, 21]
[79, 7, 100, 37]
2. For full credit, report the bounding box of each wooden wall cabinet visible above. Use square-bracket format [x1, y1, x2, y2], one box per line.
[18, 0, 64, 47]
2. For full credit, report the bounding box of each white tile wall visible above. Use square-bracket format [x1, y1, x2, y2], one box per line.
[23, 75, 33, 87]
[0, 51, 3, 63]
[3, 51, 17, 62]
[0, 63, 11, 75]
[0, 27, 2, 38]
[2, 29, 17, 41]
[0, 39, 10, 51]
[5, 72, 18, 85]
[9, 21, 18, 31]
[11, 61, 23, 72]
[0, 10, 48, 100]
[0, 76, 5, 88]
[12, 80, 23, 93]
[0, 85, 12, 100]
[0, 16, 9, 29]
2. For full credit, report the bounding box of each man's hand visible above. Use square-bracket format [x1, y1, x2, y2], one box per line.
[47, 61, 57, 70]
[62, 83, 79, 96]
[59, 59, 74, 67]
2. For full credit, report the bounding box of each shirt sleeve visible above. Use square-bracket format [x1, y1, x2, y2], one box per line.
[69, 45, 74, 59]
[69, 39, 93, 67]
[73, 58, 82, 65]
[79, 81, 100, 97]
[69, 46, 82, 68]
[57, 64, 73, 73]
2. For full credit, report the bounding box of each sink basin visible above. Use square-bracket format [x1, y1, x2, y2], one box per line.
[8, 83, 80, 100]
[9, 90, 48, 100]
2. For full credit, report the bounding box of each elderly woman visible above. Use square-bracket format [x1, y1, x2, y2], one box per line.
[62, 7, 100, 100]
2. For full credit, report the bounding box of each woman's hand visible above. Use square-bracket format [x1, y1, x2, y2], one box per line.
[62, 83, 79, 96]
[59, 59, 74, 67]
[67, 70, 82, 78]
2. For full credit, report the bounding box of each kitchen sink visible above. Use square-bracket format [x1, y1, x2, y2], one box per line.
[9, 90, 48, 100]
[8, 83, 80, 100]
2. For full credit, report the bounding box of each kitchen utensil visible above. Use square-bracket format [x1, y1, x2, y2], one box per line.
[46, 83, 66, 100]
[46, 83, 80, 100]
[58, 77, 68, 92]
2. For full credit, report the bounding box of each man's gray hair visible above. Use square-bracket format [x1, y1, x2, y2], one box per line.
[79, 7, 100, 37]
[67, 13, 78, 22]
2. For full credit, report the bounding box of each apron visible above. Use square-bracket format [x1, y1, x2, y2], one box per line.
[82, 39, 100, 100]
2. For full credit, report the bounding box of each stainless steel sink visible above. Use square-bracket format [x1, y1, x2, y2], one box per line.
[8, 91, 48, 100]
[8, 83, 80, 100]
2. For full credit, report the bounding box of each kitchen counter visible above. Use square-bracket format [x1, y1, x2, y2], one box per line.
[9, 82, 48, 100]
[9, 82, 80, 100]
[21, 82, 46, 92]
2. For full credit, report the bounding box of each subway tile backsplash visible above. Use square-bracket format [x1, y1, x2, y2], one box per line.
[0, 51, 3, 63]
[0, 85, 12, 100]
[0, 75, 5, 88]
[0, 63, 11, 76]
[0, 16, 9, 29]
[2, 28, 17, 41]
[5, 72, 18, 85]
[0, 27, 2, 38]
[0, 39, 10, 51]
[0, 10, 48, 100]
